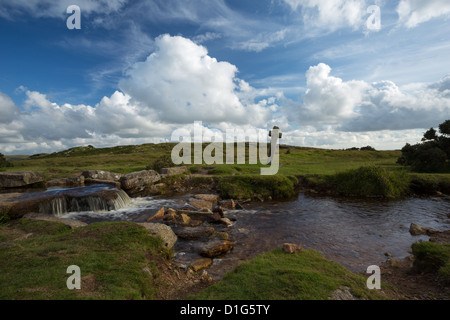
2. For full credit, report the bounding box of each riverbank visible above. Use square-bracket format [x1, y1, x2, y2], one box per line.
[1, 216, 448, 300]
[0, 217, 391, 300]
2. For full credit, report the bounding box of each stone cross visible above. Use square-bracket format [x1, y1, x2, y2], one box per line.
[267, 126, 282, 166]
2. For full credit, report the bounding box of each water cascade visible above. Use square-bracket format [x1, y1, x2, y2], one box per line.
[36, 185, 132, 216]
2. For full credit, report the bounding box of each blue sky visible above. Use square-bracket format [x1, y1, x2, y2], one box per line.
[0, 0, 449, 154]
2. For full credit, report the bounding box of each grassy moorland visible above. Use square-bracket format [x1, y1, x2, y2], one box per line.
[3, 143, 449, 198]
[1, 143, 449, 300]
[193, 248, 394, 300]
[0, 219, 171, 299]
[3, 143, 401, 176]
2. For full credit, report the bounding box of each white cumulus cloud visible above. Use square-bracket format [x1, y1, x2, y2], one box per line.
[290, 63, 450, 132]
[397, 0, 450, 28]
[119, 34, 273, 126]
[283, 0, 369, 32]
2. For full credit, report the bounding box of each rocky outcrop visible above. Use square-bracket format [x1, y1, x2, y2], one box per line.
[220, 199, 235, 210]
[120, 170, 161, 195]
[282, 243, 302, 254]
[189, 198, 214, 211]
[0, 185, 131, 219]
[23, 213, 87, 229]
[0, 171, 44, 188]
[331, 286, 358, 300]
[190, 258, 213, 272]
[84, 179, 121, 188]
[174, 227, 215, 240]
[160, 166, 188, 176]
[175, 209, 221, 224]
[194, 194, 219, 204]
[46, 176, 85, 188]
[146, 207, 165, 222]
[81, 170, 122, 182]
[200, 240, 234, 258]
[138, 223, 177, 249]
[409, 223, 439, 236]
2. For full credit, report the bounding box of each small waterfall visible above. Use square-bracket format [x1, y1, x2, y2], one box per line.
[39, 187, 132, 216]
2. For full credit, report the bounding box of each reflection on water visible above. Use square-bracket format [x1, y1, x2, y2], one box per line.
[63, 192, 450, 279]
[211, 194, 450, 278]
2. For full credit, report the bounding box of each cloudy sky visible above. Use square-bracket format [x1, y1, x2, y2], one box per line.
[0, 0, 449, 154]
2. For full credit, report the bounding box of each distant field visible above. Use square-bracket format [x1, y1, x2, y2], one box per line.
[2, 143, 401, 177]
[2, 143, 448, 185]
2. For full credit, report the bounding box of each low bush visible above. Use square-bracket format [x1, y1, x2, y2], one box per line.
[218, 175, 297, 200]
[327, 166, 410, 198]
[412, 241, 450, 285]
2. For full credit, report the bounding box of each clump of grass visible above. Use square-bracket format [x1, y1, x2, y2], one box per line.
[0, 220, 169, 300]
[0, 208, 11, 224]
[218, 175, 297, 200]
[188, 165, 200, 174]
[327, 166, 410, 198]
[146, 155, 175, 173]
[208, 166, 237, 176]
[193, 249, 390, 300]
[412, 241, 450, 285]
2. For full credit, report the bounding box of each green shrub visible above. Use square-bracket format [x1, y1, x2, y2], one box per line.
[0, 208, 11, 224]
[0, 153, 13, 168]
[218, 175, 297, 200]
[208, 166, 236, 176]
[188, 166, 200, 174]
[146, 155, 175, 173]
[327, 166, 410, 198]
[412, 242, 450, 274]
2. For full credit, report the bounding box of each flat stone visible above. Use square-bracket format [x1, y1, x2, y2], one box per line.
[0, 171, 44, 188]
[211, 231, 230, 240]
[160, 167, 188, 176]
[189, 198, 213, 211]
[137, 223, 177, 249]
[23, 213, 87, 229]
[176, 209, 218, 223]
[331, 286, 357, 300]
[147, 207, 165, 222]
[81, 170, 122, 182]
[200, 240, 234, 258]
[177, 213, 191, 226]
[174, 227, 215, 240]
[219, 199, 235, 210]
[409, 223, 439, 236]
[120, 170, 161, 191]
[46, 176, 85, 188]
[194, 194, 219, 204]
[84, 179, 121, 188]
[219, 218, 233, 227]
[191, 258, 213, 272]
[282, 243, 302, 254]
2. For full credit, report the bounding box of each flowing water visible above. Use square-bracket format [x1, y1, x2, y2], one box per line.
[57, 190, 450, 280]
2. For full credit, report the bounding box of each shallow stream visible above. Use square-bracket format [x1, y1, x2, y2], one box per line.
[58, 191, 450, 280]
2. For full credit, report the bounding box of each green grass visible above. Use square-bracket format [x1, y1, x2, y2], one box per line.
[0, 219, 169, 300]
[193, 249, 390, 300]
[4, 144, 401, 178]
[326, 166, 411, 198]
[218, 175, 298, 200]
[412, 241, 450, 285]
[3, 143, 449, 198]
